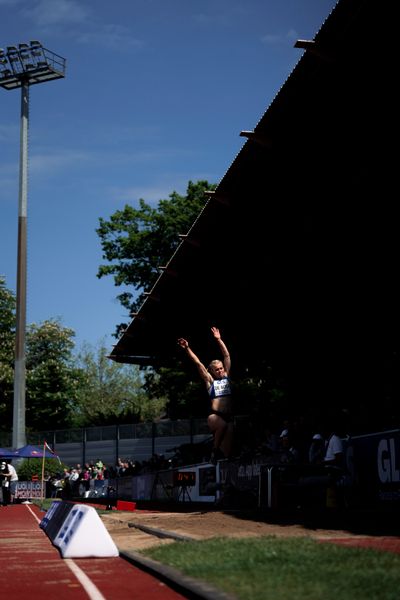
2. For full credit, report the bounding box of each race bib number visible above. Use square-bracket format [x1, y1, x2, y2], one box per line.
[213, 379, 231, 397]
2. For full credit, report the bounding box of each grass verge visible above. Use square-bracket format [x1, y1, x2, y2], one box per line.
[142, 536, 400, 600]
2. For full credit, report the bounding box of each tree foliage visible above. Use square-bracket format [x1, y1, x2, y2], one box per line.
[25, 319, 80, 431]
[0, 286, 167, 434]
[16, 457, 67, 481]
[71, 341, 167, 426]
[0, 181, 217, 435]
[143, 366, 207, 420]
[0, 277, 15, 427]
[0, 283, 82, 433]
[96, 180, 215, 329]
[96, 180, 216, 418]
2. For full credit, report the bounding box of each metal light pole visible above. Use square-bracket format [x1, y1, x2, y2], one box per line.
[0, 42, 66, 448]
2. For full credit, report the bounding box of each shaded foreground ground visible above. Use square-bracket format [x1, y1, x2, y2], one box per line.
[1, 501, 399, 600]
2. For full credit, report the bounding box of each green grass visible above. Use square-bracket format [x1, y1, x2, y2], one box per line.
[142, 536, 400, 600]
[33, 498, 112, 515]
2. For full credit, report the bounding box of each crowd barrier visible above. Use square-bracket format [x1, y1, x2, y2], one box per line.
[15, 481, 44, 500]
[14, 429, 400, 512]
[217, 430, 400, 511]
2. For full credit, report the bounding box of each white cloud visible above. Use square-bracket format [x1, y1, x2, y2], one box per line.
[10, 0, 142, 53]
[192, 5, 247, 27]
[22, 145, 193, 179]
[192, 12, 231, 26]
[286, 28, 299, 42]
[107, 183, 177, 206]
[76, 24, 143, 51]
[21, 0, 89, 27]
[107, 173, 212, 206]
[0, 124, 19, 142]
[261, 28, 298, 45]
[29, 148, 91, 172]
[0, 162, 17, 177]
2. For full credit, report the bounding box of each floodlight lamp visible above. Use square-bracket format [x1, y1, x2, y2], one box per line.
[0, 39, 66, 449]
[18, 43, 32, 65]
[7, 54, 19, 65]
[30, 47, 44, 59]
[30, 41, 43, 58]
[0, 50, 10, 73]
[0, 70, 12, 80]
[1, 40, 65, 89]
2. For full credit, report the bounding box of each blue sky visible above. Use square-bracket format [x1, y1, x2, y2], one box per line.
[0, 0, 337, 354]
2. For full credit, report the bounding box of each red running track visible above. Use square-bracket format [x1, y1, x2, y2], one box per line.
[0, 503, 188, 600]
[319, 536, 400, 554]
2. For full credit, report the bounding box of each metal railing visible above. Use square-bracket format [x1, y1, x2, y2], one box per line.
[0, 417, 216, 448]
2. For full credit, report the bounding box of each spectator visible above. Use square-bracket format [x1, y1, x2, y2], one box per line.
[81, 467, 91, 492]
[322, 426, 345, 508]
[69, 468, 80, 496]
[61, 468, 72, 499]
[7, 460, 18, 503]
[49, 475, 64, 498]
[298, 422, 345, 509]
[308, 433, 326, 465]
[0, 461, 10, 506]
[323, 430, 344, 469]
[278, 429, 300, 464]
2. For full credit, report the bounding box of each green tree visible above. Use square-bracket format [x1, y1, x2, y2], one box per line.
[97, 180, 215, 326]
[96, 180, 215, 419]
[25, 319, 80, 431]
[0, 277, 15, 430]
[71, 341, 167, 426]
[16, 457, 67, 481]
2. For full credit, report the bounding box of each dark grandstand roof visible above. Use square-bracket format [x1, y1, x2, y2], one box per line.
[109, 0, 397, 407]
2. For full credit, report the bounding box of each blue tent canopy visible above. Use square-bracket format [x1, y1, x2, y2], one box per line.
[0, 448, 16, 459]
[14, 444, 46, 458]
[0, 444, 60, 459]
[0, 444, 60, 460]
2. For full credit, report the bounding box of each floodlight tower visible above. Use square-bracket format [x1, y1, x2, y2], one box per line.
[0, 42, 66, 448]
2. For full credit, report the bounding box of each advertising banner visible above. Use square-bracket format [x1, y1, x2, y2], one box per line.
[346, 429, 400, 508]
[15, 481, 43, 499]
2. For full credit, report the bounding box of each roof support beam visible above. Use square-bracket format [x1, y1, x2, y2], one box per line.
[240, 130, 272, 148]
[294, 39, 333, 62]
[204, 190, 231, 206]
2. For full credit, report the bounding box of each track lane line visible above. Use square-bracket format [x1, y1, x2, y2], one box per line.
[64, 559, 107, 600]
[26, 504, 107, 600]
